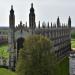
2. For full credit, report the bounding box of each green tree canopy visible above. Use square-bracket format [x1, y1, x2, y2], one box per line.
[0, 45, 9, 65]
[71, 32, 75, 39]
[16, 35, 57, 75]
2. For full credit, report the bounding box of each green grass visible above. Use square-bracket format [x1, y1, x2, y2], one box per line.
[0, 68, 16, 75]
[71, 39, 75, 48]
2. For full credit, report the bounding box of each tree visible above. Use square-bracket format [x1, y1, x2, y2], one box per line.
[0, 45, 9, 66]
[16, 35, 57, 75]
[71, 32, 75, 39]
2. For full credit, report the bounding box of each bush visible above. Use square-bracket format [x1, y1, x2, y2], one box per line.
[16, 35, 57, 75]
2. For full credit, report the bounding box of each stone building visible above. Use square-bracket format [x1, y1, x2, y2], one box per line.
[0, 27, 8, 44]
[8, 3, 71, 70]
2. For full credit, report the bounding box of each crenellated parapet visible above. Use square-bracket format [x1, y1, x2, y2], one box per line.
[36, 20, 70, 29]
[15, 21, 29, 32]
[36, 16, 71, 29]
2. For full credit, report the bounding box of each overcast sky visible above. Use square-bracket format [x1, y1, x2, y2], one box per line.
[0, 0, 75, 27]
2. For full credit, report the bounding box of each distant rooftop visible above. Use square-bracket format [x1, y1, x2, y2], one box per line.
[0, 27, 9, 30]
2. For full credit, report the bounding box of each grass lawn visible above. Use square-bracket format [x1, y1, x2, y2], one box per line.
[71, 39, 75, 48]
[0, 68, 16, 75]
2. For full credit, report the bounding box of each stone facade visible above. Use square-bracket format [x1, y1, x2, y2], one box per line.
[0, 27, 8, 44]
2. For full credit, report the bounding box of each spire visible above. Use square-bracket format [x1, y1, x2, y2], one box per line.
[29, 3, 36, 29]
[26, 22, 27, 28]
[20, 21, 22, 25]
[9, 5, 15, 28]
[10, 5, 14, 15]
[57, 16, 60, 27]
[48, 22, 49, 28]
[31, 3, 33, 8]
[51, 22, 52, 28]
[42, 21, 46, 28]
[11, 5, 13, 9]
[38, 21, 40, 28]
[68, 16, 71, 28]
[30, 3, 34, 13]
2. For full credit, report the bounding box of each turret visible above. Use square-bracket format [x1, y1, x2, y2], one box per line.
[9, 5, 15, 70]
[51, 22, 52, 28]
[9, 5, 15, 29]
[57, 16, 60, 27]
[29, 3, 36, 29]
[68, 16, 71, 28]
[48, 22, 49, 28]
[38, 21, 40, 28]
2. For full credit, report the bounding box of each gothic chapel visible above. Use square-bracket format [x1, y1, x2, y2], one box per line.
[8, 3, 71, 70]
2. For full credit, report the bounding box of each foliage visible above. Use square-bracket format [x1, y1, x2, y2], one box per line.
[0, 44, 9, 65]
[71, 32, 75, 39]
[71, 39, 75, 48]
[0, 57, 68, 75]
[16, 35, 57, 75]
[56, 57, 69, 75]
